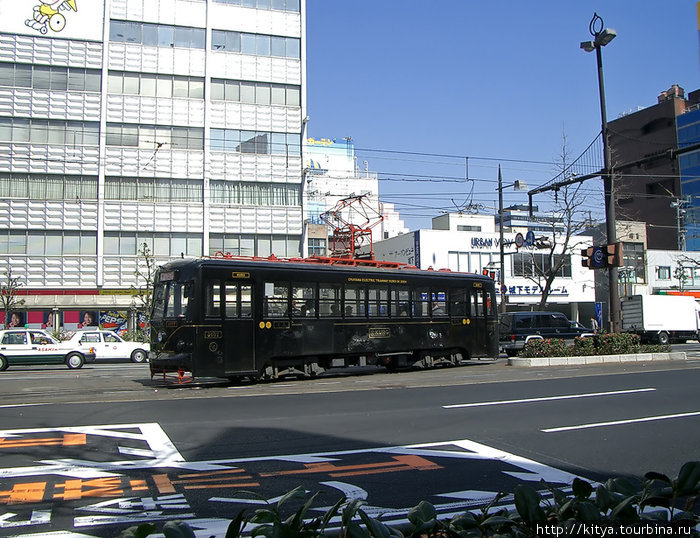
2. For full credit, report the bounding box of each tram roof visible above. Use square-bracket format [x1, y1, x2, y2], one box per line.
[158, 254, 494, 283]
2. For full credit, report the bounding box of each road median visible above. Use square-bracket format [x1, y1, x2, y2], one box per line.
[508, 351, 687, 367]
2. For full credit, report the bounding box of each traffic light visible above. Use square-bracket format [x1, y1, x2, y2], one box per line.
[605, 242, 623, 267]
[581, 243, 623, 269]
[581, 246, 605, 268]
[482, 268, 497, 280]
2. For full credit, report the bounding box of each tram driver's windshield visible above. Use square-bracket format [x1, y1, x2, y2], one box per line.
[152, 279, 192, 321]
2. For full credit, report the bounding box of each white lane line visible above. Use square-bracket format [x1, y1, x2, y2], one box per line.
[0, 403, 49, 408]
[543, 411, 700, 433]
[442, 388, 656, 409]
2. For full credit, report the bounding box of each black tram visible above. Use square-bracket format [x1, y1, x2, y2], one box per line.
[149, 256, 499, 382]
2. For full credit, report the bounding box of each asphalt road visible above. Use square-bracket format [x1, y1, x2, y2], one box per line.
[0, 353, 698, 537]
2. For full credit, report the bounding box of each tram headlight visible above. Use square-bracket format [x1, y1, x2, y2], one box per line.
[175, 339, 187, 352]
[157, 331, 167, 343]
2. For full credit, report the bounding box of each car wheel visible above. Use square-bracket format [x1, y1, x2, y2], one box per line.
[131, 349, 148, 363]
[0, 355, 8, 371]
[657, 331, 670, 345]
[66, 353, 85, 369]
[505, 349, 518, 357]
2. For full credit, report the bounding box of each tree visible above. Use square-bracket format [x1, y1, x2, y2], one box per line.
[131, 242, 156, 333]
[522, 134, 591, 309]
[673, 260, 689, 292]
[1, 268, 26, 329]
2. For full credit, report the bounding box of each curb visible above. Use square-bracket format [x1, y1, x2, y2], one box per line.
[507, 351, 687, 367]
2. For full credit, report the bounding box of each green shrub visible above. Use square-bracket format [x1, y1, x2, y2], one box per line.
[519, 338, 568, 358]
[572, 335, 597, 356]
[594, 332, 641, 355]
[518, 332, 654, 358]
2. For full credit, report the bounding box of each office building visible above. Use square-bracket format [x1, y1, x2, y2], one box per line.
[610, 85, 700, 250]
[0, 0, 305, 330]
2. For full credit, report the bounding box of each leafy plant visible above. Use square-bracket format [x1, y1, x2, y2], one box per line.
[518, 332, 659, 358]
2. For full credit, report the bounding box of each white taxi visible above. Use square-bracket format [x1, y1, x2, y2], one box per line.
[66, 330, 150, 363]
[0, 329, 96, 370]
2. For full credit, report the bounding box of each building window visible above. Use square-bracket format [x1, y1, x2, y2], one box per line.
[512, 252, 571, 278]
[105, 233, 202, 257]
[209, 234, 300, 257]
[105, 123, 204, 150]
[621, 242, 646, 283]
[104, 177, 203, 203]
[0, 174, 97, 200]
[213, 0, 300, 11]
[0, 118, 99, 146]
[0, 62, 101, 92]
[209, 129, 300, 155]
[308, 238, 326, 256]
[211, 30, 300, 58]
[210, 181, 300, 206]
[108, 71, 204, 99]
[0, 231, 95, 256]
[110, 20, 206, 49]
[657, 266, 671, 280]
[211, 78, 300, 106]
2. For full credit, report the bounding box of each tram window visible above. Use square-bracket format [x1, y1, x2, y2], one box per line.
[391, 287, 410, 317]
[450, 288, 468, 316]
[263, 281, 288, 317]
[165, 282, 191, 318]
[205, 280, 221, 317]
[368, 286, 389, 317]
[319, 284, 341, 317]
[344, 285, 365, 317]
[412, 288, 430, 317]
[471, 289, 484, 317]
[224, 281, 238, 317]
[152, 284, 166, 320]
[240, 284, 252, 317]
[292, 283, 316, 317]
[431, 290, 447, 317]
[486, 290, 496, 316]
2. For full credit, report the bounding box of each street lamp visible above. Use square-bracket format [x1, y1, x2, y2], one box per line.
[580, 13, 620, 332]
[497, 165, 527, 313]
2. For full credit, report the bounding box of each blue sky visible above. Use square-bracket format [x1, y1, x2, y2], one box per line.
[306, 1, 700, 230]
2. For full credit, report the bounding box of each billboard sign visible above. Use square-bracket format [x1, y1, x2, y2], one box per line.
[0, 0, 105, 42]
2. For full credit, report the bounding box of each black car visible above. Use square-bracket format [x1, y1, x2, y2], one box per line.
[499, 311, 594, 357]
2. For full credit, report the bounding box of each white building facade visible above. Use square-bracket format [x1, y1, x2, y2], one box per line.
[370, 213, 596, 321]
[303, 137, 407, 256]
[0, 0, 305, 329]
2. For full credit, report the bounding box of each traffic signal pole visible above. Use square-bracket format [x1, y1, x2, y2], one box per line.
[596, 43, 621, 333]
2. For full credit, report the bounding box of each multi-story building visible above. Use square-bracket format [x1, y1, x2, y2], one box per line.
[0, 0, 305, 331]
[368, 212, 595, 323]
[610, 85, 700, 250]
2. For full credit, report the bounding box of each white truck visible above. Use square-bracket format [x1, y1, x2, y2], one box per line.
[621, 294, 700, 345]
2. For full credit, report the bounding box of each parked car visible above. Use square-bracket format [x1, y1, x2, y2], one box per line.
[0, 328, 96, 370]
[499, 311, 594, 357]
[65, 330, 150, 363]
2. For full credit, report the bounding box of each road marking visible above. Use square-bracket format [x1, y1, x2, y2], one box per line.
[0, 403, 50, 409]
[542, 411, 700, 433]
[442, 388, 656, 409]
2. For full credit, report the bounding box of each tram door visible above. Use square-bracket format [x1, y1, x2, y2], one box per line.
[469, 285, 488, 350]
[221, 280, 255, 375]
